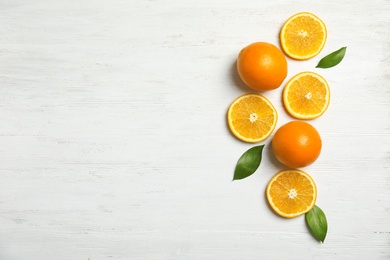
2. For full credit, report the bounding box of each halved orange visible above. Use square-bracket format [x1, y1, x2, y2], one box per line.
[266, 169, 317, 218]
[283, 71, 330, 119]
[280, 12, 327, 60]
[227, 93, 278, 143]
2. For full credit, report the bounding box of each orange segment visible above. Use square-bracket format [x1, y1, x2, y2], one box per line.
[283, 71, 330, 119]
[280, 12, 327, 60]
[266, 170, 317, 218]
[227, 94, 278, 143]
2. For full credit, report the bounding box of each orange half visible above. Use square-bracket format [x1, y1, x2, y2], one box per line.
[280, 12, 327, 60]
[266, 169, 317, 218]
[283, 71, 330, 119]
[227, 94, 278, 143]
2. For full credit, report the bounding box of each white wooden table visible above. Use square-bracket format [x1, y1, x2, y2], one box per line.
[0, 1, 389, 259]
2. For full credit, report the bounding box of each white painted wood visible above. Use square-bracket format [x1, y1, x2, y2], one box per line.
[0, 0, 389, 259]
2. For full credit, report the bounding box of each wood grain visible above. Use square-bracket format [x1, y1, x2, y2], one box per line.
[0, 0, 389, 259]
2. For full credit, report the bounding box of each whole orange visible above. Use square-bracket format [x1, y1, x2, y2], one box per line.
[237, 42, 287, 91]
[272, 121, 322, 168]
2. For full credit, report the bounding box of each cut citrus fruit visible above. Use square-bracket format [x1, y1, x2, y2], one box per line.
[266, 169, 317, 218]
[280, 12, 327, 60]
[227, 94, 278, 143]
[283, 71, 330, 119]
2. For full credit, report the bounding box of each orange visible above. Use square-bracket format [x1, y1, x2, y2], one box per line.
[280, 12, 327, 60]
[283, 71, 330, 120]
[272, 121, 322, 168]
[237, 42, 287, 91]
[227, 93, 278, 143]
[266, 169, 317, 218]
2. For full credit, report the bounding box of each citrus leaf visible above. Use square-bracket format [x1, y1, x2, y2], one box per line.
[316, 47, 347, 68]
[306, 205, 328, 243]
[233, 145, 264, 180]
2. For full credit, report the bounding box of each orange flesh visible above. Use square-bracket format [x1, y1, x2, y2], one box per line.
[228, 94, 277, 142]
[267, 170, 317, 218]
[283, 16, 325, 57]
[286, 74, 328, 116]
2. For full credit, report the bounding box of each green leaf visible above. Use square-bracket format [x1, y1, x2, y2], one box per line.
[316, 47, 347, 68]
[233, 145, 264, 180]
[306, 205, 328, 243]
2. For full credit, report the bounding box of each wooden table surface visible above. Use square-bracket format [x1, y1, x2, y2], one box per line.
[0, 1, 389, 259]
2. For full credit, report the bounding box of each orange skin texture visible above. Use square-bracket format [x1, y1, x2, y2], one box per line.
[272, 121, 322, 168]
[237, 42, 288, 91]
